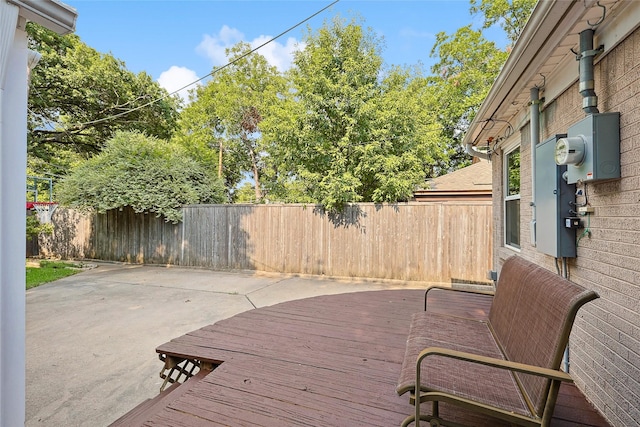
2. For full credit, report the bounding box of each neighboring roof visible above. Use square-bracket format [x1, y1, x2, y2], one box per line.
[414, 160, 492, 202]
[426, 160, 492, 191]
[463, 0, 634, 148]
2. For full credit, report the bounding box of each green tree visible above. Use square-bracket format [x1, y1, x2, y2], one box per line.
[262, 17, 434, 211]
[27, 23, 179, 167]
[174, 43, 285, 202]
[470, 0, 537, 45]
[57, 131, 225, 223]
[428, 25, 509, 171]
[423, 0, 534, 171]
[363, 66, 443, 201]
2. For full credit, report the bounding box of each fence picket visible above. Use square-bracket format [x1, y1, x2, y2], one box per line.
[40, 202, 493, 283]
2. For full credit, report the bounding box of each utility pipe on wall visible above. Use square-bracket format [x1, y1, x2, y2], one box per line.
[579, 28, 600, 114]
[530, 87, 541, 247]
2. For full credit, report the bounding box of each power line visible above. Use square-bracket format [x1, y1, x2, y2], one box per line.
[60, 0, 340, 131]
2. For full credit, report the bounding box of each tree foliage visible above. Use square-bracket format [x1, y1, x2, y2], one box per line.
[26, 215, 53, 239]
[423, 0, 534, 171]
[428, 25, 509, 170]
[174, 43, 285, 201]
[262, 17, 436, 211]
[37, 0, 536, 215]
[57, 131, 225, 222]
[27, 23, 180, 167]
[470, 0, 537, 45]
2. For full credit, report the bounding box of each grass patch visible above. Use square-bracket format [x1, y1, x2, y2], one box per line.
[26, 260, 82, 289]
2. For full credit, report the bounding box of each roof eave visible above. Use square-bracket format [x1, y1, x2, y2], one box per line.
[463, 0, 594, 147]
[13, 0, 77, 34]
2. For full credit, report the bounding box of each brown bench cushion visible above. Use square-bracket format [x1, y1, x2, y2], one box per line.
[396, 312, 531, 417]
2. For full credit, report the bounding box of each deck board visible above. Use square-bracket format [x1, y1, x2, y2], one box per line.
[117, 289, 610, 427]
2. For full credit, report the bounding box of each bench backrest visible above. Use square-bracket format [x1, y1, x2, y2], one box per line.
[488, 256, 599, 416]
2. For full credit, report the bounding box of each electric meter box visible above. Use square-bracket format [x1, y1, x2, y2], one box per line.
[564, 113, 620, 184]
[536, 135, 577, 258]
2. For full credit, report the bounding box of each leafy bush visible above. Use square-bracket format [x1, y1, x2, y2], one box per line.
[57, 131, 226, 223]
[26, 214, 54, 238]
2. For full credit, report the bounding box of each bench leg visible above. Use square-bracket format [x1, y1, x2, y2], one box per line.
[401, 398, 444, 427]
[401, 413, 444, 427]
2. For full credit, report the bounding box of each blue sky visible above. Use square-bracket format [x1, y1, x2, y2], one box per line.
[63, 0, 504, 100]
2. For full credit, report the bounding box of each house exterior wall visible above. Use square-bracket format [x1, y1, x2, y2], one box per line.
[493, 26, 640, 426]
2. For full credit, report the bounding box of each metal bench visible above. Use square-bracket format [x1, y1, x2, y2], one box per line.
[396, 256, 599, 427]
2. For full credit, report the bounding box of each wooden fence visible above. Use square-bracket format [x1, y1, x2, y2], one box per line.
[40, 202, 493, 283]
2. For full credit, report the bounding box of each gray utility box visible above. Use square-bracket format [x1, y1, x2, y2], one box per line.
[536, 135, 577, 258]
[566, 113, 620, 184]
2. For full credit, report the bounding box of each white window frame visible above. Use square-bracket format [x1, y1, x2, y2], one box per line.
[503, 141, 521, 251]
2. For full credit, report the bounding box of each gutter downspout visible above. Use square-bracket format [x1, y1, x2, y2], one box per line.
[465, 142, 491, 160]
[530, 87, 541, 246]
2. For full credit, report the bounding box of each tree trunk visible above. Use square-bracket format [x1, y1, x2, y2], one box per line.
[248, 147, 262, 201]
[218, 140, 223, 179]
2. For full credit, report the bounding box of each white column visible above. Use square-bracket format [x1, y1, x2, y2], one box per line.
[0, 1, 18, 83]
[0, 2, 27, 424]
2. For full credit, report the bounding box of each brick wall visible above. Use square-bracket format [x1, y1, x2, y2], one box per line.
[493, 27, 640, 426]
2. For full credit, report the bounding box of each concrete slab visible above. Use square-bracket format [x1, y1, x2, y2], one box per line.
[26, 263, 426, 426]
[247, 275, 425, 308]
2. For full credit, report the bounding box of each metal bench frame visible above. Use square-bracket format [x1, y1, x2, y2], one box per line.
[396, 256, 599, 427]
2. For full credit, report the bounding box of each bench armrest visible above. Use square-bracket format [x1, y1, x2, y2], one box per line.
[417, 347, 573, 383]
[424, 285, 495, 311]
[409, 347, 572, 427]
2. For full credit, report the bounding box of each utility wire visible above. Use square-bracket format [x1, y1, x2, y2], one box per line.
[62, 0, 340, 131]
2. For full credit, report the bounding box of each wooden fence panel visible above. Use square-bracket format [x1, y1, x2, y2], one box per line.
[42, 202, 492, 283]
[39, 208, 93, 260]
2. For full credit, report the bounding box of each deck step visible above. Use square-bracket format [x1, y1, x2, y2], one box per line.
[108, 369, 208, 427]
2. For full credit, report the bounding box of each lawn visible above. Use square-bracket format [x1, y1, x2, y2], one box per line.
[26, 260, 82, 289]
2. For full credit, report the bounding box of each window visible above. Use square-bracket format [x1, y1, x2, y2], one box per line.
[504, 146, 520, 249]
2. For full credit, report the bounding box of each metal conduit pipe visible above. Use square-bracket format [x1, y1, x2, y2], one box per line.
[579, 28, 600, 114]
[530, 87, 540, 247]
[562, 257, 570, 372]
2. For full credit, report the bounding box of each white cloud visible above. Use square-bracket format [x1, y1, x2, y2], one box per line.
[196, 25, 244, 65]
[157, 66, 201, 104]
[250, 35, 303, 71]
[196, 26, 303, 72]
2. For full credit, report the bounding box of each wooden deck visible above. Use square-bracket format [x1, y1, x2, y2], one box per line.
[111, 289, 610, 427]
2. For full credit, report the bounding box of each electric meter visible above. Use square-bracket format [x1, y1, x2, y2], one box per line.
[555, 136, 586, 165]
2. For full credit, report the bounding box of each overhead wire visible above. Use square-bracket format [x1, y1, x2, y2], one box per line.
[56, 0, 340, 131]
